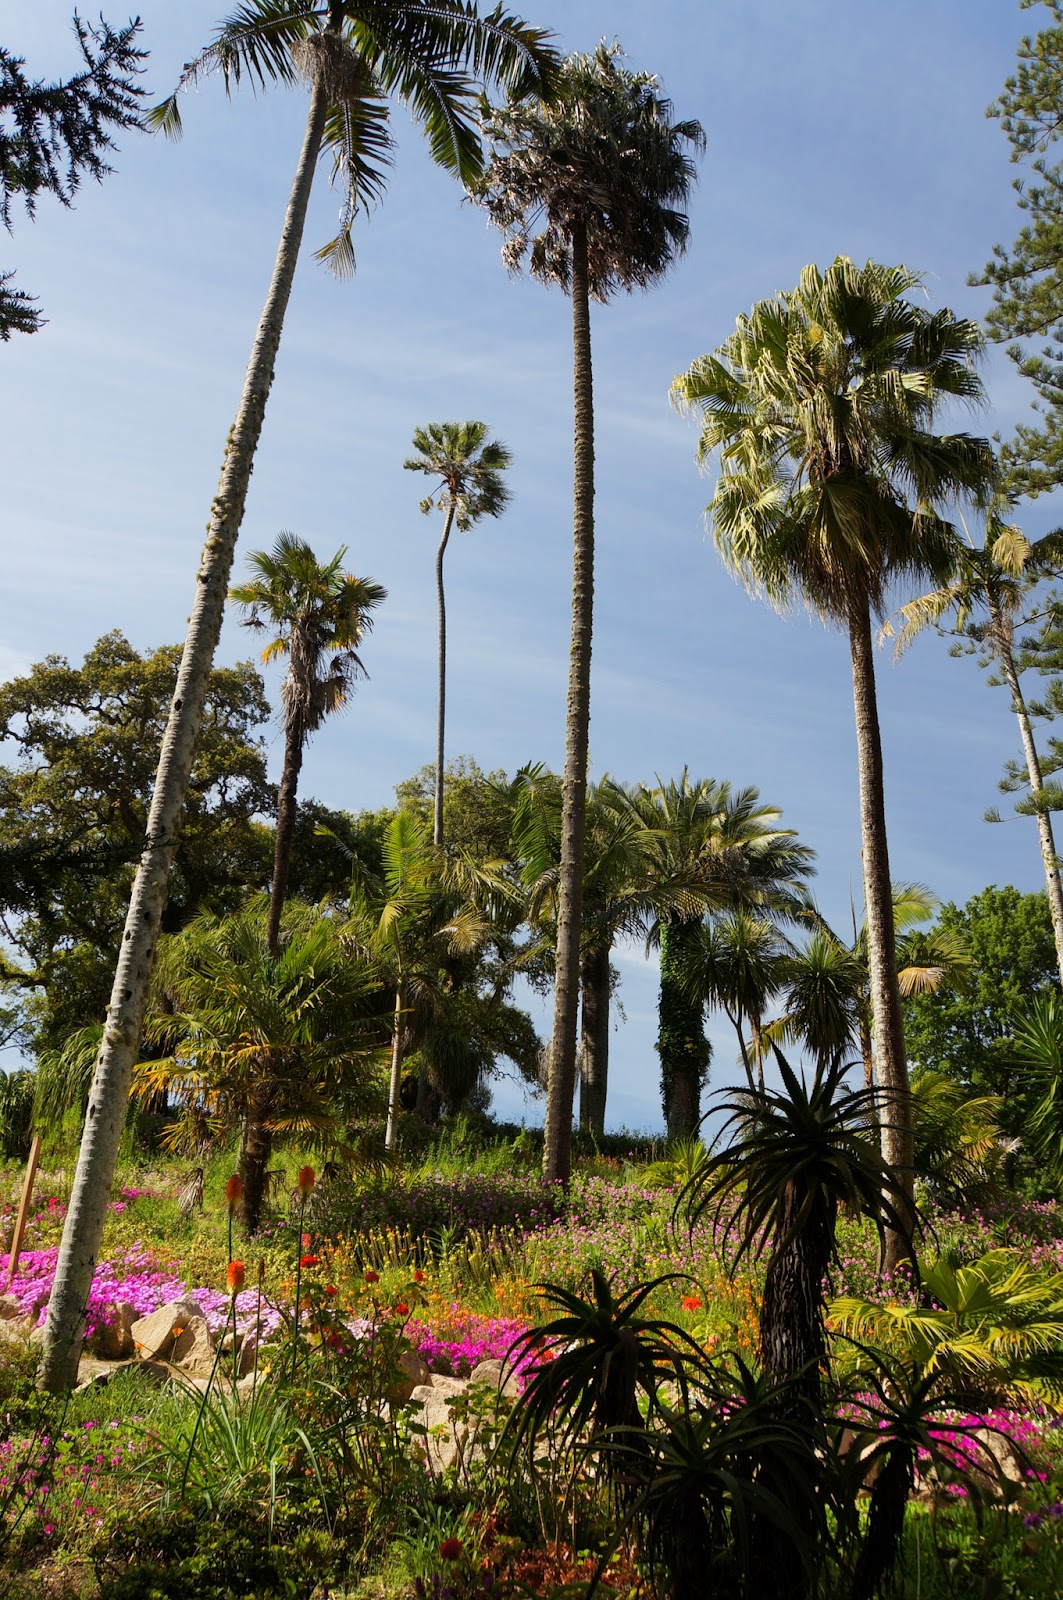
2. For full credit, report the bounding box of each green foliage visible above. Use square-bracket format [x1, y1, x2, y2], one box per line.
[0, 15, 146, 337]
[911, 1070, 1010, 1204]
[977, 0, 1063, 494]
[0, 633, 274, 1055]
[0, 1068, 34, 1159]
[903, 885, 1059, 1135]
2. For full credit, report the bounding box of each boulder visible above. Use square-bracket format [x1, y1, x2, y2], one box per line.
[0, 1294, 22, 1321]
[388, 1349, 430, 1402]
[171, 1316, 216, 1379]
[91, 1300, 139, 1360]
[468, 1358, 522, 1401]
[74, 1354, 170, 1391]
[130, 1298, 206, 1361]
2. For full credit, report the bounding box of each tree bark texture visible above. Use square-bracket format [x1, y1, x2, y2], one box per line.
[240, 1090, 276, 1235]
[434, 502, 456, 847]
[38, 78, 332, 1392]
[995, 611, 1063, 985]
[267, 721, 305, 955]
[657, 919, 710, 1140]
[543, 222, 594, 1187]
[846, 598, 914, 1273]
[578, 944, 610, 1135]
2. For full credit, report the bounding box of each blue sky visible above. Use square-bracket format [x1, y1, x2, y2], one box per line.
[2, 1, 1059, 1128]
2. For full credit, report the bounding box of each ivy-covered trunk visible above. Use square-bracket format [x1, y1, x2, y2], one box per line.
[38, 61, 334, 1394]
[578, 943, 610, 1134]
[657, 918, 709, 1139]
[543, 219, 594, 1187]
[267, 721, 305, 956]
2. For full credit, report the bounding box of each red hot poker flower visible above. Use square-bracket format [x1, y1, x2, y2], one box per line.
[227, 1261, 246, 1295]
[297, 1165, 316, 1195]
[225, 1175, 243, 1211]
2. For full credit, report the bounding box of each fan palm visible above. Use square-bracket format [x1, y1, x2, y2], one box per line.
[673, 257, 997, 1267]
[682, 910, 794, 1092]
[403, 422, 512, 846]
[41, 0, 557, 1391]
[475, 44, 703, 1184]
[136, 902, 384, 1232]
[887, 499, 1063, 983]
[230, 532, 385, 954]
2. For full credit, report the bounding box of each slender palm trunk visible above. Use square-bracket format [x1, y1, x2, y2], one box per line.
[578, 944, 610, 1135]
[38, 72, 332, 1392]
[434, 502, 456, 847]
[385, 982, 405, 1151]
[267, 722, 305, 956]
[847, 599, 913, 1273]
[994, 606, 1063, 984]
[543, 221, 594, 1186]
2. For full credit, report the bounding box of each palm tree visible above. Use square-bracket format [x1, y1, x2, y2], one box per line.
[634, 774, 815, 1139]
[888, 499, 1063, 984]
[230, 532, 385, 954]
[475, 45, 703, 1185]
[509, 768, 650, 1135]
[137, 902, 384, 1232]
[672, 257, 997, 1266]
[683, 910, 794, 1092]
[40, 0, 557, 1391]
[403, 422, 512, 846]
[776, 885, 971, 1092]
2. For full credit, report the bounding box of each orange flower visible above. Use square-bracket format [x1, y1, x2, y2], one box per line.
[297, 1165, 316, 1196]
[439, 1538, 463, 1562]
[681, 1295, 703, 1312]
[364, 1269, 379, 1285]
[300, 1254, 320, 1269]
[302, 1233, 312, 1250]
[227, 1260, 245, 1295]
[225, 1174, 243, 1211]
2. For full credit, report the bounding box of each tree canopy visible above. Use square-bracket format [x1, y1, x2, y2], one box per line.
[903, 883, 1059, 1135]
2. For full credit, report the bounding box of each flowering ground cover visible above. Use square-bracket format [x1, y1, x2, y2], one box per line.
[2, 1156, 1063, 1599]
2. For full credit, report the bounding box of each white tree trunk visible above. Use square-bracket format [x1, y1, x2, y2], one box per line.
[385, 984, 405, 1151]
[38, 79, 330, 1392]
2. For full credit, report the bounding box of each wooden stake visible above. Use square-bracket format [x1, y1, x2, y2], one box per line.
[7, 1133, 41, 1284]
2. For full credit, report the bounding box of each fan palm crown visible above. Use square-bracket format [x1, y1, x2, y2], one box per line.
[475, 43, 703, 1185]
[404, 422, 512, 845]
[673, 258, 997, 1265]
[230, 532, 385, 953]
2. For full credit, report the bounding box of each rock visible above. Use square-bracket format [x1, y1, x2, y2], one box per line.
[956, 1429, 1026, 1492]
[91, 1300, 139, 1360]
[171, 1316, 216, 1379]
[427, 1373, 467, 1397]
[130, 1298, 206, 1361]
[74, 1355, 170, 1391]
[468, 1358, 522, 1401]
[0, 1294, 22, 1320]
[388, 1349, 430, 1402]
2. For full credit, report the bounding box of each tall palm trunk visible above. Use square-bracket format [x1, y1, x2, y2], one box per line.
[657, 918, 710, 1138]
[433, 500, 457, 847]
[543, 221, 594, 1186]
[39, 67, 333, 1393]
[267, 722, 305, 955]
[992, 597, 1063, 984]
[578, 943, 609, 1135]
[847, 598, 913, 1273]
[385, 981, 406, 1151]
